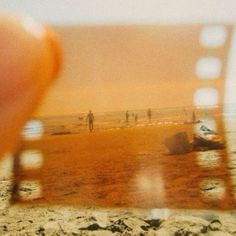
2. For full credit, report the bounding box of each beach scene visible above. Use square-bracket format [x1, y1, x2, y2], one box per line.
[12, 24, 235, 208]
[1, 23, 236, 235]
[12, 104, 236, 209]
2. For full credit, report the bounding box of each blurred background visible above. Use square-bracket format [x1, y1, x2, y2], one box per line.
[1, 0, 236, 136]
[0, 0, 236, 25]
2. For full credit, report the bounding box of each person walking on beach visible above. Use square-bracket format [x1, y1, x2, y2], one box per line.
[147, 108, 152, 123]
[134, 114, 138, 124]
[192, 111, 196, 123]
[86, 110, 94, 132]
[126, 111, 130, 124]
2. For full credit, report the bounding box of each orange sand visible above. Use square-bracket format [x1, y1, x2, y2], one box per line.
[13, 122, 235, 210]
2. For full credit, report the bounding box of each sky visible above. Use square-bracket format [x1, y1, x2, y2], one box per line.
[0, 0, 236, 25]
[35, 24, 231, 116]
[0, 1, 236, 116]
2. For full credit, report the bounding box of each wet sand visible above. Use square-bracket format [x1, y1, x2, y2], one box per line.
[13, 121, 236, 209]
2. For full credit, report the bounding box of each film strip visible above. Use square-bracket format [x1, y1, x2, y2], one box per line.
[11, 24, 236, 209]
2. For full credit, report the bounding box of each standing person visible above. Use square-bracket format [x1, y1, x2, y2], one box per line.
[192, 111, 196, 123]
[134, 114, 138, 124]
[86, 110, 94, 132]
[147, 108, 152, 123]
[126, 111, 130, 124]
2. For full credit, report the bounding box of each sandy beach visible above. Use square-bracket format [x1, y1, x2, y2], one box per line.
[13, 120, 235, 209]
[1, 120, 236, 235]
[0, 14, 235, 235]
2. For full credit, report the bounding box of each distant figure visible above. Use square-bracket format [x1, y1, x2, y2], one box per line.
[183, 108, 187, 116]
[134, 114, 138, 124]
[147, 108, 152, 123]
[126, 111, 130, 124]
[192, 111, 196, 123]
[86, 110, 94, 132]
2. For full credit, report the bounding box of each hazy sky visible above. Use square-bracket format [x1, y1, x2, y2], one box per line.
[0, 1, 236, 116]
[0, 0, 236, 25]
[34, 25, 231, 116]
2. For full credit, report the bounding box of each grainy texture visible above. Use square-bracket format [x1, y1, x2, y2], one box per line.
[1, 121, 236, 235]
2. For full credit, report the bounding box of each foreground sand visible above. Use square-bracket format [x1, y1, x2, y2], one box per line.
[1, 122, 236, 235]
[1, 178, 236, 235]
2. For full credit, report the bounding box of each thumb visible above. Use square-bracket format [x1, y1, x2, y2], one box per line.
[0, 12, 62, 157]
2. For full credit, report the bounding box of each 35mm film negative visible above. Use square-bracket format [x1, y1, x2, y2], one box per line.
[11, 24, 236, 209]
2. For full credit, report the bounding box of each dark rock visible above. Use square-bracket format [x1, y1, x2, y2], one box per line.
[87, 223, 100, 231]
[36, 226, 45, 235]
[105, 219, 131, 233]
[193, 134, 225, 151]
[208, 219, 222, 231]
[200, 225, 208, 233]
[0, 225, 8, 232]
[175, 229, 196, 236]
[164, 132, 192, 154]
[140, 225, 149, 231]
[145, 219, 161, 228]
[80, 223, 103, 231]
[107, 225, 124, 233]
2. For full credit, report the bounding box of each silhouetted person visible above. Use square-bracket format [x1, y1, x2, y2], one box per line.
[192, 111, 196, 123]
[147, 108, 152, 123]
[86, 110, 94, 132]
[134, 114, 138, 124]
[126, 111, 129, 124]
[183, 108, 187, 116]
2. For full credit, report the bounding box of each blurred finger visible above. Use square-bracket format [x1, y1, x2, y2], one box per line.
[0, 12, 62, 158]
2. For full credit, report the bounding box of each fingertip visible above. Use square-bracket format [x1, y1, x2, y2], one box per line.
[44, 27, 63, 81]
[0, 12, 62, 157]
